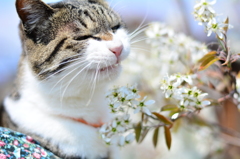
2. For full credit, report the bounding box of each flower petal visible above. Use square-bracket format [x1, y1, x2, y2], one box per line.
[134, 107, 141, 114]
[207, 30, 212, 37]
[119, 136, 125, 146]
[143, 107, 152, 115]
[198, 6, 205, 15]
[202, 100, 211, 106]
[125, 133, 135, 143]
[198, 93, 208, 100]
[207, 6, 215, 13]
[144, 100, 155, 105]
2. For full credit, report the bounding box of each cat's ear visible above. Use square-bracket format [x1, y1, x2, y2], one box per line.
[16, 0, 54, 31]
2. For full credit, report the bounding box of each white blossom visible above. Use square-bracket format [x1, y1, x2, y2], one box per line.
[206, 18, 225, 39]
[134, 96, 155, 115]
[145, 22, 209, 77]
[118, 133, 135, 147]
[192, 100, 211, 108]
[160, 74, 211, 109]
[125, 133, 135, 144]
[193, 0, 233, 38]
[100, 85, 155, 147]
[194, 0, 216, 15]
[193, 0, 217, 24]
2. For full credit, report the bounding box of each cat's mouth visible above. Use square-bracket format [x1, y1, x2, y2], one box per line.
[99, 63, 120, 72]
[87, 63, 121, 74]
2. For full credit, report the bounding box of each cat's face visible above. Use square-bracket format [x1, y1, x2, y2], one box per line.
[17, 0, 130, 89]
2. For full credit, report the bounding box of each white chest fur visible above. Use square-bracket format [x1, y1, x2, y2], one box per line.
[4, 62, 117, 159]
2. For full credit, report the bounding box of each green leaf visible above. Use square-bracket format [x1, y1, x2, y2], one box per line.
[172, 118, 181, 133]
[152, 112, 173, 125]
[161, 104, 179, 112]
[198, 51, 217, 63]
[135, 122, 142, 142]
[139, 128, 150, 143]
[164, 126, 172, 150]
[153, 127, 159, 148]
[198, 51, 219, 71]
[200, 57, 219, 71]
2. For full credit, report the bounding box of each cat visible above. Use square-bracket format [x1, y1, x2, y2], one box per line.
[0, 0, 130, 158]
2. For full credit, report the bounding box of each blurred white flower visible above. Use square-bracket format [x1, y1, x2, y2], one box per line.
[160, 75, 180, 98]
[194, 0, 216, 15]
[193, 0, 217, 25]
[193, 0, 233, 38]
[160, 74, 211, 110]
[145, 22, 174, 43]
[193, 11, 208, 25]
[206, 18, 225, 39]
[118, 133, 135, 147]
[108, 99, 121, 113]
[160, 74, 195, 100]
[145, 22, 208, 77]
[102, 136, 112, 145]
[191, 100, 211, 108]
[134, 96, 155, 115]
[125, 133, 135, 144]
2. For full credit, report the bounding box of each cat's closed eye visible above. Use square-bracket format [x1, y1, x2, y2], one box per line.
[74, 35, 101, 41]
[111, 24, 121, 33]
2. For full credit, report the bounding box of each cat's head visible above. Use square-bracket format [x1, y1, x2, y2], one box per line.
[16, 0, 130, 89]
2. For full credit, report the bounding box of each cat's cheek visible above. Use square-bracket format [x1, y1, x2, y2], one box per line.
[118, 33, 131, 61]
[119, 46, 131, 61]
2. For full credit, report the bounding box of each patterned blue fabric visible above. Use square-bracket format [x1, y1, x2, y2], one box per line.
[0, 127, 60, 159]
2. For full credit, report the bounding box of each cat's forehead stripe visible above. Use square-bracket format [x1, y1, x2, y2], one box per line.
[81, 10, 96, 22]
[38, 38, 67, 67]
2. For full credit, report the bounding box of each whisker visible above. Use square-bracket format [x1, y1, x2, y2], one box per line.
[129, 26, 149, 40]
[108, 0, 115, 7]
[50, 61, 89, 93]
[91, 63, 100, 94]
[37, 54, 83, 76]
[60, 62, 93, 103]
[87, 65, 95, 91]
[131, 47, 150, 53]
[131, 37, 150, 44]
[82, 63, 92, 86]
[110, 0, 123, 11]
[106, 63, 111, 81]
[37, 59, 88, 85]
[86, 62, 100, 106]
[104, 61, 111, 81]
[128, 1, 151, 40]
[129, 0, 150, 38]
[129, 23, 149, 37]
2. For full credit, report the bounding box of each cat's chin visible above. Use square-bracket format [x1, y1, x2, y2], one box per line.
[89, 64, 122, 82]
[88, 63, 121, 73]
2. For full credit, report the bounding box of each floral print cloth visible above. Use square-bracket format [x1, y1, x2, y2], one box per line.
[0, 127, 60, 159]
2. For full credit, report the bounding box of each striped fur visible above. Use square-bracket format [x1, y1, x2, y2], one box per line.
[17, 0, 125, 80]
[1, 0, 130, 158]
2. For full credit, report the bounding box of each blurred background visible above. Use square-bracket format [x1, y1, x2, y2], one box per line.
[1, 0, 240, 158]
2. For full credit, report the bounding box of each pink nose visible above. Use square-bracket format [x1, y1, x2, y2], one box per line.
[109, 45, 123, 58]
